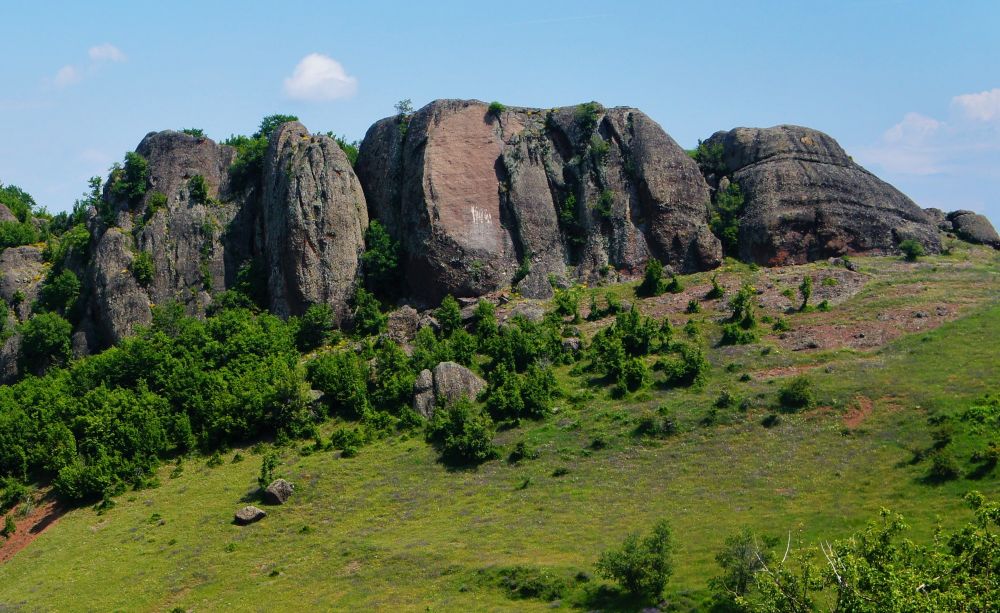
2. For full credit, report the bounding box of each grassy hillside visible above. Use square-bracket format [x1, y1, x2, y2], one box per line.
[1, 245, 998, 611]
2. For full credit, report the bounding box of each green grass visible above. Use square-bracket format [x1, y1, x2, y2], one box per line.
[1, 249, 999, 611]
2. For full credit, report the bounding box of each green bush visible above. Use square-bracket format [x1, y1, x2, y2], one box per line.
[296, 303, 336, 351]
[2, 513, 15, 538]
[307, 351, 370, 418]
[685, 299, 701, 314]
[188, 175, 209, 204]
[665, 275, 683, 294]
[574, 102, 601, 137]
[778, 376, 814, 412]
[689, 140, 726, 177]
[351, 287, 386, 336]
[425, 397, 497, 466]
[772, 318, 790, 332]
[492, 565, 567, 601]
[658, 343, 708, 388]
[552, 285, 582, 322]
[899, 239, 925, 262]
[111, 151, 149, 203]
[596, 519, 673, 600]
[706, 274, 725, 300]
[720, 283, 758, 346]
[18, 313, 73, 375]
[130, 251, 155, 288]
[181, 128, 205, 137]
[488, 101, 506, 116]
[637, 259, 667, 297]
[799, 276, 813, 311]
[0, 221, 39, 249]
[36, 269, 81, 316]
[926, 449, 960, 482]
[634, 406, 677, 438]
[0, 183, 38, 222]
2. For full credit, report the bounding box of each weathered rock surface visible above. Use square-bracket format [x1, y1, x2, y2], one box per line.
[387, 305, 420, 344]
[263, 478, 294, 505]
[947, 210, 1000, 248]
[234, 505, 267, 525]
[0, 245, 45, 320]
[357, 99, 721, 302]
[412, 361, 486, 418]
[0, 203, 17, 223]
[702, 125, 940, 265]
[262, 122, 368, 321]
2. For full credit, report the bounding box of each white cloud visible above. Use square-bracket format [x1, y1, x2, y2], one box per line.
[88, 43, 127, 63]
[283, 53, 358, 101]
[951, 88, 1000, 122]
[883, 112, 941, 145]
[53, 65, 81, 88]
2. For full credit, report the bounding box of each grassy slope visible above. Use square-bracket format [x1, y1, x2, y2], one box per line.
[1, 247, 998, 612]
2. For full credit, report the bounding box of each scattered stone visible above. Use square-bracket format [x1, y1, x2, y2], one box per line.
[913, 311, 929, 319]
[508, 302, 545, 323]
[561, 338, 582, 354]
[935, 306, 948, 317]
[417, 314, 441, 334]
[793, 337, 821, 351]
[263, 479, 294, 505]
[234, 506, 266, 525]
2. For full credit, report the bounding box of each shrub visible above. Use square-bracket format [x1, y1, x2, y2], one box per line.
[181, 128, 205, 137]
[689, 140, 726, 177]
[2, 514, 14, 538]
[615, 357, 649, 396]
[817, 299, 831, 312]
[685, 299, 701, 314]
[799, 276, 813, 311]
[822, 277, 838, 287]
[637, 259, 667, 297]
[659, 343, 708, 388]
[296, 303, 336, 351]
[512, 256, 531, 285]
[665, 275, 683, 294]
[778, 376, 814, 412]
[772, 318, 790, 332]
[593, 189, 614, 220]
[473, 300, 498, 343]
[899, 239, 925, 261]
[257, 451, 278, 490]
[596, 519, 673, 600]
[507, 440, 539, 463]
[635, 406, 677, 438]
[0, 221, 39, 249]
[553, 285, 582, 322]
[706, 273, 725, 300]
[574, 102, 601, 137]
[131, 251, 155, 288]
[352, 287, 386, 336]
[18, 312, 73, 375]
[188, 175, 209, 204]
[425, 397, 497, 466]
[712, 528, 777, 599]
[720, 283, 758, 345]
[926, 449, 960, 482]
[493, 565, 567, 602]
[488, 101, 506, 116]
[111, 151, 149, 203]
[761, 413, 780, 428]
[307, 351, 370, 417]
[37, 269, 81, 316]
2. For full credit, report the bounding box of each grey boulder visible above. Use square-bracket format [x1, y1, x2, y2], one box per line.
[234, 505, 267, 525]
[263, 478, 294, 505]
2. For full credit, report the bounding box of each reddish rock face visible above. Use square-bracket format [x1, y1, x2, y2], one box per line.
[702, 125, 940, 265]
[357, 99, 721, 302]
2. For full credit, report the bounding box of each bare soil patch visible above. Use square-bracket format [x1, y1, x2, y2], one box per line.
[0, 493, 64, 564]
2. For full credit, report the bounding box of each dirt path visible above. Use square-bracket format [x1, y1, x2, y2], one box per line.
[0, 494, 64, 564]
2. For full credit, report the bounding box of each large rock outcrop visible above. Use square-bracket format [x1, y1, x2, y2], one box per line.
[412, 361, 487, 418]
[74, 122, 369, 351]
[701, 126, 940, 265]
[947, 210, 999, 249]
[261, 122, 368, 321]
[357, 99, 721, 302]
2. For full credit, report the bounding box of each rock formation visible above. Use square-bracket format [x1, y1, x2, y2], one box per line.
[947, 210, 1000, 248]
[701, 125, 940, 265]
[262, 122, 368, 321]
[412, 361, 487, 418]
[263, 478, 294, 505]
[357, 99, 721, 302]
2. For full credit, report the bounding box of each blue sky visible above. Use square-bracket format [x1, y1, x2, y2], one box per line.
[2, 0, 998, 226]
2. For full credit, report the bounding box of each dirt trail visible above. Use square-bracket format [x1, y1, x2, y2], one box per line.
[0, 494, 64, 564]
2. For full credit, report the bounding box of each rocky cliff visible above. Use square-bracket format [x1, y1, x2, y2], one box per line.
[701, 125, 941, 265]
[356, 99, 721, 301]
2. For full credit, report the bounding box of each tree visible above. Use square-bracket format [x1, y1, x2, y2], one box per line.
[435, 295, 462, 338]
[712, 528, 778, 599]
[18, 313, 73, 375]
[188, 175, 209, 204]
[130, 251, 155, 288]
[361, 220, 401, 296]
[111, 151, 149, 203]
[254, 114, 299, 140]
[2, 514, 15, 538]
[36, 269, 81, 317]
[709, 182, 745, 257]
[596, 519, 674, 600]
[394, 99, 414, 116]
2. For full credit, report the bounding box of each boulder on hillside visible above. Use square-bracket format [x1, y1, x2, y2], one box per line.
[701, 125, 940, 265]
[0, 245, 45, 321]
[357, 99, 721, 302]
[947, 210, 1000, 248]
[924, 207, 952, 231]
[262, 122, 369, 321]
[263, 478, 294, 505]
[0, 203, 17, 223]
[234, 505, 267, 525]
[412, 361, 486, 418]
